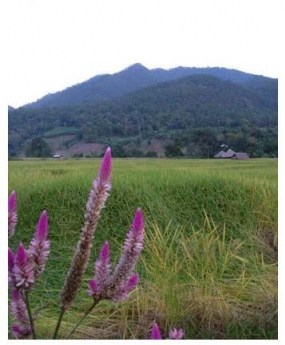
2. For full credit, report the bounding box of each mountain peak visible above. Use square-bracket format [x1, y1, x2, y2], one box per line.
[123, 63, 149, 72]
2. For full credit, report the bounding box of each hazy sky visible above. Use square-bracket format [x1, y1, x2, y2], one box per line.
[1, 0, 283, 108]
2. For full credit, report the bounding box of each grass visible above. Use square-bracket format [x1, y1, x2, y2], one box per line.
[8, 158, 278, 339]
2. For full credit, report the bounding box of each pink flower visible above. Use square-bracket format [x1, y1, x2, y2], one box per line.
[150, 323, 162, 339]
[169, 328, 184, 339]
[126, 272, 139, 291]
[87, 279, 100, 298]
[95, 241, 112, 287]
[111, 208, 144, 284]
[8, 248, 15, 286]
[150, 323, 184, 340]
[88, 209, 144, 303]
[107, 272, 140, 302]
[13, 243, 34, 290]
[98, 147, 112, 185]
[8, 190, 17, 237]
[28, 211, 50, 279]
[10, 290, 32, 338]
[60, 147, 112, 311]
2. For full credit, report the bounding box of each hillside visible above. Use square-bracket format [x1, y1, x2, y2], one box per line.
[8, 68, 278, 159]
[21, 63, 273, 109]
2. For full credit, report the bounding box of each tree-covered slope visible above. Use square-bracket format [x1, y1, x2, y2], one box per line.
[9, 73, 277, 157]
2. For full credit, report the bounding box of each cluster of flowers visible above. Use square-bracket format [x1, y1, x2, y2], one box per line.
[8, 189, 50, 339]
[8, 147, 183, 339]
[150, 323, 184, 340]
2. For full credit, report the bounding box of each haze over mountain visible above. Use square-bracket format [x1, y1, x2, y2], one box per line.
[22, 63, 274, 109]
[9, 64, 278, 159]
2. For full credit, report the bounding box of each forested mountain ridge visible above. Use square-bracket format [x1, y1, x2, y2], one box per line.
[9, 67, 278, 159]
[21, 63, 275, 109]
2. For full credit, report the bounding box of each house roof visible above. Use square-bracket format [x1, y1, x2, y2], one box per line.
[214, 149, 236, 158]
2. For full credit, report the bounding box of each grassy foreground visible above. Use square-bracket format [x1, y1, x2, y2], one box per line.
[8, 158, 278, 339]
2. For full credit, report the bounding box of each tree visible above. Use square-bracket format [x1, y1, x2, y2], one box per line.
[190, 129, 218, 158]
[165, 139, 184, 157]
[25, 138, 52, 157]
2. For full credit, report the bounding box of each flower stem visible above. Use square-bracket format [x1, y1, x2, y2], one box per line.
[53, 308, 65, 339]
[66, 301, 98, 339]
[23, 291, 36, 339]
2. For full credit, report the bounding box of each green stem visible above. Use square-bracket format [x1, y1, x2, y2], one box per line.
[66, 301, 98, 339]
[53, 308, 65, 339]
[24, 291, 36, 339]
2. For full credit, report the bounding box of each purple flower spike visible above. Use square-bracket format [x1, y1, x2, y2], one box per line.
[87, 279, 99, 297]
[132, 208, 144, 232]
[35, 210, 48, 240]
[103, 208, 144, 301]
[8, 190, 17, 237]
[150, 323, 162, 339]
[28, 211, 50, 279]
[169, 328, 184, 339]
[127, 272, 139, 291]
[8, 248, 15, 272]
[99, 241, 110, 261]
[10, 290, 32, 339]
[8, 248, 15, 286]
[8, 190, 17, 212]
[11, 290, 29, 325]
[13, 243, 34, 290]
[60, 147, 112, 311]
[99, 147, 112, 184]
[94, 241, 111, 292]
[12, 324, 21, 339]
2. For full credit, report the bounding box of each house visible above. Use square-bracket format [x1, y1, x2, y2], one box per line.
[52, 154, 62, 158]
[214, 149, 249, 160]
[214, 148, 236, 158]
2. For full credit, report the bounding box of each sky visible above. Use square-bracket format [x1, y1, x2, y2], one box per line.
[1, 0, 283, 108]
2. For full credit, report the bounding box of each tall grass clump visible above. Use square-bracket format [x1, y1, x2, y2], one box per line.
[139, 218, 277, 339]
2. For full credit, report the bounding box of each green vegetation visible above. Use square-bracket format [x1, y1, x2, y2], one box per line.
[8, 158, 277, 339]
[8, 72, 277, 158]
[25, 138, 52, 158]
[43, 127, 80, 138]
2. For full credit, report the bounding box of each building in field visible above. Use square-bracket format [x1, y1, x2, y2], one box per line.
[214, 149, 249, 160]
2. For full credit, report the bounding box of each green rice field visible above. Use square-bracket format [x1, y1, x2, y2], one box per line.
[8, 157, 278, 339]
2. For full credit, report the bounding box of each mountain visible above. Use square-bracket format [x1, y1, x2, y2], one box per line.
[22, 63, 274, 109]
[9, 71, 278, 158]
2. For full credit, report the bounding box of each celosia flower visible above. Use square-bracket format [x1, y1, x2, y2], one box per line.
[169, 328, 184, 339]
[8, 190, 17, 238]
[28, 210, 50, 279]
[10, 290, 32, 338]
[88, 208, 144, 303]
[13, 243, 34, 290]
[98, 146, 112, 184]
[110, 272, 140, 302]
[126, 272, 139, 291]
[95, 241, 112, 288]
[150, 323, 162, 339]
[150, 323, 184, 340]
[110, 208, 144, 286]
[8, 248, 15, 286]
[87, 279, 99, 298]
[60, 147, 112, 311]
[11, 325, 21, 339]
